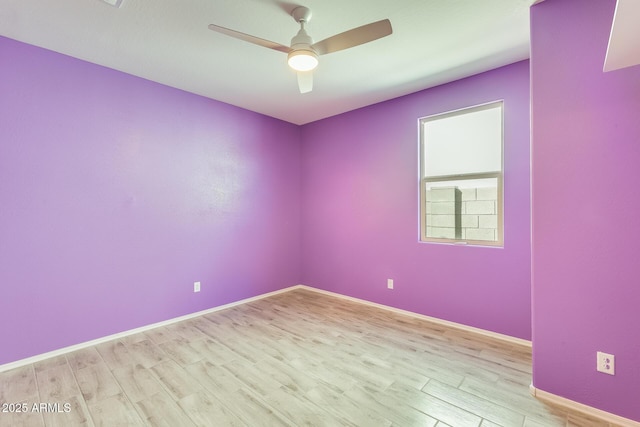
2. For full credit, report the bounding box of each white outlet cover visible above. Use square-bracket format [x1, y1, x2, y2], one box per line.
[597, 351, 615, 375]
[387, 279, 394, 289]
[194, 281, 201, 293]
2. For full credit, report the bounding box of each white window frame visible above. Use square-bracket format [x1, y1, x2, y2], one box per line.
[419, 101, 504, 247]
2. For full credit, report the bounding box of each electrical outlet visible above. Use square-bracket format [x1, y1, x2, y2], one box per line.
[387, 279, 394, 290]
[597, 351, 615, 375]
[194, 281, 201, 293]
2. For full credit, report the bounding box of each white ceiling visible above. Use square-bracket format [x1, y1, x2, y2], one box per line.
[0, 0, 535, 125]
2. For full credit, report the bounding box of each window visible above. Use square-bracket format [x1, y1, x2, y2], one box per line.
[419, 101, 503, 246]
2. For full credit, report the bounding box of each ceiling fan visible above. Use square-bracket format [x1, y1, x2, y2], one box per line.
[208, 6, 392, 94]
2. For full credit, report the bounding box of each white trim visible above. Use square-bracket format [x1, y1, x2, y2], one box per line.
[8, 283, 636, 424]
[530, 385, 640, 426]
[1, 283, 530, 373]
[0, 286, 297, 373]
[295, 284, 531, 348]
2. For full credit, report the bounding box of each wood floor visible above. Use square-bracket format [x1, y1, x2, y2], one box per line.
[0, 288, 620, 427]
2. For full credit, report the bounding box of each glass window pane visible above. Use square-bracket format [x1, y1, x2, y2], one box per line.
[423, 105, 502, 177]
[425, 177, 499, 242]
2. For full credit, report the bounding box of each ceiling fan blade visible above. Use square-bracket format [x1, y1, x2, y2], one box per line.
[297, 71, 313, 93]
[312, 19, 392, 55]
[208, 24, 291, 54]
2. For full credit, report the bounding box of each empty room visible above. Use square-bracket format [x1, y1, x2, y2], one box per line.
[1, 0, 639, 426]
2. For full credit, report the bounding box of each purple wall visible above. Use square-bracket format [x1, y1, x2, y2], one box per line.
[0, 36, 301, 365]
[300, 61, 532, 340]
[531, 0, 640, 421]
[1, 33, 532, 367]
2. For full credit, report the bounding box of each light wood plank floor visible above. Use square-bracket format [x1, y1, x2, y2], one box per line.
[0, 288, 620, 427]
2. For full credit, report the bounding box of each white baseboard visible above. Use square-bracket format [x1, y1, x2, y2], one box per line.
[294, 284, 532, 348]
[530, 384, 640, 426]
[0, 286, 297, 373]
[1, 283, 530, 373]
[6, 283, 635, 424]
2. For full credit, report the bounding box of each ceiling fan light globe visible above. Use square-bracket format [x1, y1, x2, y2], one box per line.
[287, 50, 318, 72]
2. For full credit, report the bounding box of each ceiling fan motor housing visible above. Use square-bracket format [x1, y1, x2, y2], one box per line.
[291, 27, 313, 48]
[288, 18, 318, 71]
